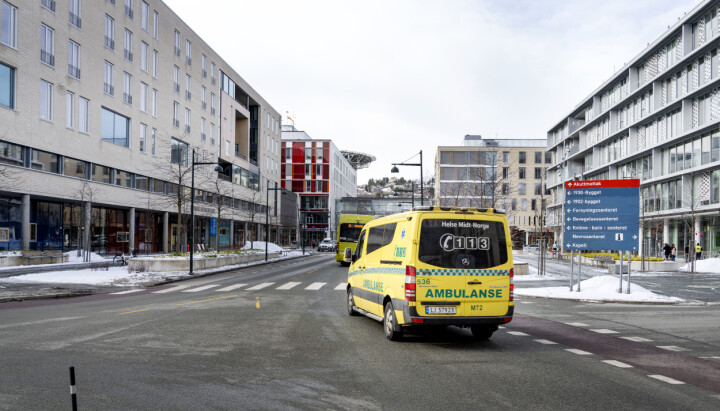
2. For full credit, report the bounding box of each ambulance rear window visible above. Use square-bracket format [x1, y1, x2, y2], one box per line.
[417, 219, 508, 269]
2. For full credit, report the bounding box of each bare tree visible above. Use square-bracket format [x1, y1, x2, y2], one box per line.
[210, 174, 237, 251]
[73, 181, 99, 262]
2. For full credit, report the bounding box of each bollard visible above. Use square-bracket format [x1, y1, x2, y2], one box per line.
[69, 366, 78, 411]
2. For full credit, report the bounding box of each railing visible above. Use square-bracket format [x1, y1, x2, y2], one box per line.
[41, 50, 54, 66]
[185, 125, 190, 133]
[186, 57, 192, 66]
[202, 69, 207, 78]
[68, 65, 81, 79]
[185, 91, 191, 100]
[174, 47, 180, 57]
[104, 83, 114, 95]
[211, 76, 216, 85]
[173, 83, 180, 92]
[42, 0, 55, 12]
[201, 133, 206, 141]
[201, 101, 207, 110]
[210, 107, 215, 115]
[105, 36, 114, 50]
[124, 49, 133, 61]
[69, 13, 81, 28]
[125, 6, 133, 19]
[173, 119, 179, 128]
[123, 93, 132, 104]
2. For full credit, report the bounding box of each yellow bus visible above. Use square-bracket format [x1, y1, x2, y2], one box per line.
[336, 214, 374, 265]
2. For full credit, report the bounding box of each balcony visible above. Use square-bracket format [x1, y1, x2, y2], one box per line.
[42, 0, 55, 12]
[69, 12, 81, 28]
[105, 36, 114, 50]
[125, 6, 133, 19]
[104, 83, 114, 95]
[123, 93, 132, 104]
[68, 65, 80, 79]
[41, 50, 55, 66]
[124, 49, 133, 62]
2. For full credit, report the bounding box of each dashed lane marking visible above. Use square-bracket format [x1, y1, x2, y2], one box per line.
[305, 282, 326, 290]
[657, 345, 689, 352]
[565, 322, 589, 327]
[152, 285, 190, 294]
[507, 331, 530, 336]
[603, 360, 633, 368]
[591, 329, 619, 334]
[215, 284, 247, 292]
[111, 289, 145, 295]
[334, 283, 346, 290]
[620, 336, 652, 342]
[565, 349, 593, 356]
[276, 282, 302, 290]
[534, 339, 558, 345]
[246, 282, 275, 291]
[182, 285, 220, 293]
[648, 374, 685, 385]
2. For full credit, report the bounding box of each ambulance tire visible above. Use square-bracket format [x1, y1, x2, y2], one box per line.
[470, 325, 494, 340]
[347, 289, 358, 316]
[384, 302, 403, 341]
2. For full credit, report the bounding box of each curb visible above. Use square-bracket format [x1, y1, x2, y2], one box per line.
[515, 294, 708, 306]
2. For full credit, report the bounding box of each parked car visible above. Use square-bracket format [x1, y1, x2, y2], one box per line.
[318, 238, 335, 252]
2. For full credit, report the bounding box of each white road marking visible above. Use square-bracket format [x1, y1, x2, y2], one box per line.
[507, 331, 530, 336]
[603, 360, 633, 368]
[152, 285, 189, 294]
[700, 356, 720, 360]
[565, 322, 589, 327]
[534, 339, 558, 345]
[215, 284, 247, 292]
[657, 345, 689, 352]
[246, 282, 275, 291]
[335, 283, 346, 290]
[565, 349, 593, 356]
[591, 329, 619, 334]
[648, 374, 684, 385]
[305, 282, 326, 290]
[276, 282, 301, 290]
[519, 301, 533, 304]
[110, 289, 144, 295]
[182, 285, 220, 292]
[620, 336, 652, 342]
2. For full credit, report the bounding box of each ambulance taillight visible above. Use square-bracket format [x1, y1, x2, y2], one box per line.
[509, 268, 514, 302]
[405, 265, 416, 301]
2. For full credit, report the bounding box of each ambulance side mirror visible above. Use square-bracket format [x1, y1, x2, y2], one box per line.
[343, 248, 354, 263]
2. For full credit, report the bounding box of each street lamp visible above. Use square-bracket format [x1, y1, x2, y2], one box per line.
[391, 150, 424, 206]
[266, 181, 287, 261]
[190, 149, 223, 275]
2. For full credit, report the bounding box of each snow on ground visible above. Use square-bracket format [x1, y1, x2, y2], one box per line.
[241, 241, 284, 252]
[516, 275, 684, 303]
[514, 264, 567, 282]
[679, 257, 720, 273]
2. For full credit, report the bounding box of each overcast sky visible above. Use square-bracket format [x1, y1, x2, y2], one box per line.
[164, 0, 699, 184]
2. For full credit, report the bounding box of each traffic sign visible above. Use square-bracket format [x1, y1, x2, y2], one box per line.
[563, 179, 640, 251]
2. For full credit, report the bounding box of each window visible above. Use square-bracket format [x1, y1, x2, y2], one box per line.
[502, 183, 509, 195]
[172, 101, 179, 127]
[185, 108, 190, 133]
[201, 86, 206, 109]
[502, 151, 509, 163]
[139, 123, 146, 153]
[101, 107, 130, 147]
[0, 141, 23, 166]
[521, 198, 527, 211]
[68, 40, 80, 79]
[123, 72, 132, 104]
[140, 41, 148, 72]
[202, 54, 207, 77]
[104, 61, 114, 95]
[545, 151, 552, 164]
[64, 157, 87, 179]
[531, 199, 536, 211]
[124, 29, 132, 61]
[534, 151, 542, 163]
[174, 30, 180, 56]
[0, 62, 15, 109]
[519, 167, 526, 179]
[534, 167, 542, 179]
[151, 88, 157, 117]
[1, 1, 17, 48]
[518, 183, 526, 195]
[534, 183, 542, 195]
[139, 82, 147, 112]
[502, 167, 509, 179]
[152, 11, 158, 39]
[210, 62, 216, 84]
[152, 49, 158, 78]
[40, 80, 53, 121]
[69, 0, 81, 28]
[210, 92, 216, 115]
[173, 66, 179, 92]
[210, 123, 215, 146]
[151, 128, 156, 156]
[366, 223, 397, 255]
[519, 151, 526, 164]
[65, 91, 74, 129]
[141, 1, 149, 31]
[201, 117, 205, 141]
[41, 24, 54, 66]
[31, 149, 58, 173]
[124, 0, 133, 19]
[185, 40, 191, 65]
[78, 96, 88, 133]
[91, 165, 111, 184]
[41, 0, 55, 12]
[185, 74, 191, 100]
[104, 15, 114, 50]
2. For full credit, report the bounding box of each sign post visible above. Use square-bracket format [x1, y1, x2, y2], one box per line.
[563, 179, 640, 292]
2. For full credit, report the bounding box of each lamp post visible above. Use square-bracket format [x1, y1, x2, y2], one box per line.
[190, 149, 223, 275]
[266, 181, 287, 261]
[391, 150, 424, 206]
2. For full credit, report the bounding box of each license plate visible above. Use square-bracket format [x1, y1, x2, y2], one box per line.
[425, 306, 456, 315]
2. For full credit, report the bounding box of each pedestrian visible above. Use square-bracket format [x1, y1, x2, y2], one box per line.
[696, 243, 702, 260]
[671, 244, 676, 262]
[663, 243, 671, 261]
[685, 245, 690, 261]
[552, 242, 558, 258]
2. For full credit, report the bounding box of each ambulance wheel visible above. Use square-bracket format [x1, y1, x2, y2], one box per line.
[347, 289, 358, 316]
[470, 325, 494, 340]
[384, 302, 403, 341]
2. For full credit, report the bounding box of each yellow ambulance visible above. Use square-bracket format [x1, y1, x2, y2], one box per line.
[344, 206, 514, 341]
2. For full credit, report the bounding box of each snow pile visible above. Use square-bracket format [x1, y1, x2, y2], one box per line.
[241, 242, 284, 252]
[516, 275, 684, 303]
[0, 267, 134, 285]
[679, 257, 720, 273]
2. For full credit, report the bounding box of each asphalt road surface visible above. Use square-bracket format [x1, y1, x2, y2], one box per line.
[1, 254, 719, 409]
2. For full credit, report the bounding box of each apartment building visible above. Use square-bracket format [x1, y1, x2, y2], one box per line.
[546, 0, 720, 256]
[436, 136, 551, 244]
[281, 125, 357, 245]
[0, 0, 282, 253]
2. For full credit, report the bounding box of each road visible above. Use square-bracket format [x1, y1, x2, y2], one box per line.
[1, 254, 719, 409]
